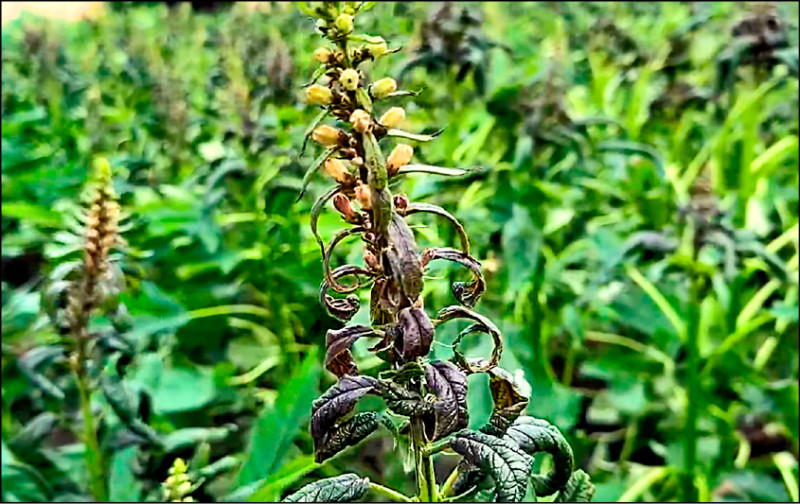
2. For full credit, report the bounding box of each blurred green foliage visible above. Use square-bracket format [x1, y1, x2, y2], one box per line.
[1, 2, 798, 502]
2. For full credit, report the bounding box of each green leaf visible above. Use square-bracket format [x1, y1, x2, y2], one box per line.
[281, 473, 370, 502]
[503, 417, 574, 496]
[385, 128, 444, 142]
[1, 202, 63, 227]
[236, 348, 321, 486]
[246, 455, 319, 503]
[450, 430, 533, 502]
[298, 148, 336, 201]
[109, 447, 142, 502]
[555, 470, 595, 502]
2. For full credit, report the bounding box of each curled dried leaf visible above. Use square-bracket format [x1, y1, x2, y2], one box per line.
[401, 202, 470, 255]
[323, 227, 366, 293]
[310, 186, 341, 254]
[481, 367, 529, 436]
[435, 305, 502, 373]
[421, 247, 485, 307]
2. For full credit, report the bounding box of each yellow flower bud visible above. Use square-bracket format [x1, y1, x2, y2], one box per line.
[379, 107, 405, 128]
[387, 144, 413, 175]
[370, 78, 397, 99]
[314, 47, 332, 63]
[355, 182, 372, 210]
[177, 481, 192, 496]
[312, 125, 344, 147]
[305, 84, 333, 106]
[350, 109, 371, 133]
[366, 39, 388, 57]
[339, 68, 359, 91]
[335, 13, 354, 33]
[324, 158, 355, 184]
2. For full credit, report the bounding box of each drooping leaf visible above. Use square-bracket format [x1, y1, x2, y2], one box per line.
[322, 293, 361, 323]
[425, 361, 468, 440]
[282, 473, 370, 503]
[385, 128, 444, 142]
[315, 412, 381, 462]
[396, 164, 482, 178]
[8, 412, 57, 453]
[323, 227, 367, 293]
[555, 470, 595, 503]
[298, 148, 336, 201]
[310, 186, 341, 253]
[301, 110, 330, 156]
[421, 247, 485, 307]
[325, 325, 380, 377]
[311, 375, 379, 457]
[16, 346, 66, 400]
[450, 430, 533, 502]
[503, 416, 574, 497]
[391, 306, 435, 362]
[101, 373, 161, 446]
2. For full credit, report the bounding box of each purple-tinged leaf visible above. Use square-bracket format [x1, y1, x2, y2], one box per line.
[315, 412, 380, 463]
[375, 380, 431, 417]
[425, 361, 468, 440]
[392, 306, 435, 362]
[310, 375, 379, 449]
[324, 325, 381, 377]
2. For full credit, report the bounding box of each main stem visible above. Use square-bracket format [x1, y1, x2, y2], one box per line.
[73, 338, 108, 502]
[411, 418, 438, 502]
[682, 230, 702, 502]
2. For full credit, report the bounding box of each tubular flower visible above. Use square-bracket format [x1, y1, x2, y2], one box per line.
[379, 107, 405, 128]
[306, 84, 333, 106]
[314, 47, 333, 63]
[339, 68, 360, 91]
[370, 77, 397, 99]
[350, 109, 371, 133]
[355, 182, 372, 210]
[386, 144, 413, 175]
[366, 38, 388, 57]
[324, 158, 355, 184]
[335, 13, 354, 33]
[312, 125, 344, 147]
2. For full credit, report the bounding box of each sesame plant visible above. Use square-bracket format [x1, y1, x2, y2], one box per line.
[282, 3, 594, 502]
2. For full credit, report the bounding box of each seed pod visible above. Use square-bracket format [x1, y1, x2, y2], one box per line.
[335, 13, 354, 33]
[306, 84, 333, 106]
[387, 144, 413, 175]
[312, 125, 345, 147]
[393, 194, 409, 211]
[324, 158, 355, 184]
[379, 107, 405, 128]
[340, 68, 359, 91]
[314, 47, 333, 63]
[355, 183, 372, 210]
[370, 78, 397, 99]
[350, 109, 371, 133]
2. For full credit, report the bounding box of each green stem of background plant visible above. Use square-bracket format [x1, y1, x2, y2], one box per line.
[370, 482, 414, 502]
[682, 233, 702, 503]
[72, 344, 108, 502]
